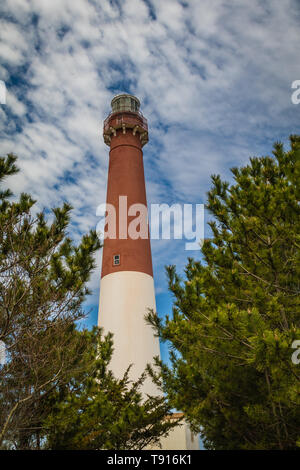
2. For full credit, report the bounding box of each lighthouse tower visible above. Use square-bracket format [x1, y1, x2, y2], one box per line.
[98, 94, 200, 450]
[98, 94, 160, 396]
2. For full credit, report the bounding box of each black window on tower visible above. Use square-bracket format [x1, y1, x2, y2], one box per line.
[113, 254, 120, 266]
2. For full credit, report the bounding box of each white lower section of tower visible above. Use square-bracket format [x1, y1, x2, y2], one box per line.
[98, 270, 161, 397]
[98, 270, 200, 450]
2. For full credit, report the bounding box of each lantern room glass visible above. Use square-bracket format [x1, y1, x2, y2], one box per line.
[111, 94, 140, 113]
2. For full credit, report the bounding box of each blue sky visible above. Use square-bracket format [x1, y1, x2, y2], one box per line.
[0, 0, 299, 365]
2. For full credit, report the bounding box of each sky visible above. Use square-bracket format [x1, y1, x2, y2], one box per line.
[0, 0, 300, 364]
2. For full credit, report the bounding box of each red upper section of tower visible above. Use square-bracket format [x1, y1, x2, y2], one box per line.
[101, 94, 153, 279]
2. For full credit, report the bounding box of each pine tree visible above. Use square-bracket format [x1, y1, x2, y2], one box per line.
[0, 153, 100, 448]
[44, 328, 178, 450]
[147, 136, 300, 450]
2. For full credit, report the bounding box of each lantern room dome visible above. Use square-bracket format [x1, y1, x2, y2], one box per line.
[111, 94, 140, 113]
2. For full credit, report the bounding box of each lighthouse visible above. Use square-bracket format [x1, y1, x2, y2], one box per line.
[98, 94, 160, 396]
[98, 94, 200, 449]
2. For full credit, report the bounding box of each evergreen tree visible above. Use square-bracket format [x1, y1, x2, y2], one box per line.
[147, 136, 300, 450]
[0, 153, 99, 448]
[44, 328, 178, 450]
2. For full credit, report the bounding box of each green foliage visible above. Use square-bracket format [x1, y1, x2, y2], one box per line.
[0, 153, 100, 448]
[147, 136, 300, 450]
[44, 328, 178, 450]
